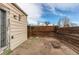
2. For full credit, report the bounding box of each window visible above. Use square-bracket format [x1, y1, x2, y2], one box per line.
[19, 14, 21, 21]
[13, 15, 17, 20]
[0, 9, 6, 48]
[13, 14, 21, 21]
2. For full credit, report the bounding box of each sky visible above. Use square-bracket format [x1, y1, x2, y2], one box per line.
[17, 3, 79, 26]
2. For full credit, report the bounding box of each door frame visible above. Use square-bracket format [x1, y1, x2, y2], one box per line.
[0, 4, 10, 53]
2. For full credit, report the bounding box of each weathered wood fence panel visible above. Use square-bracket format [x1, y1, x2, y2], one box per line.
[27, 26, 56, 37]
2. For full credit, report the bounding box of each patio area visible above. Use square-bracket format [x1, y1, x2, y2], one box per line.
[11, 37, 77, 55]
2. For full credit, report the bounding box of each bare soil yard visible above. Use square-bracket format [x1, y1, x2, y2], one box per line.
[11, 37, 77, 55]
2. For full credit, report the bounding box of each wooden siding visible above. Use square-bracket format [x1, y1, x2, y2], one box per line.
[1, 3, 27, 50]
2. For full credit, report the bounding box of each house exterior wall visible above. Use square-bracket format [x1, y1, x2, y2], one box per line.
[0, 3, 27, 50]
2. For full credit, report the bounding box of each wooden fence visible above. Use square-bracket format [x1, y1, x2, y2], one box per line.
[27, 26, 57, 37]
[57, 27, 79, 34]
[27, 26, 79, 37]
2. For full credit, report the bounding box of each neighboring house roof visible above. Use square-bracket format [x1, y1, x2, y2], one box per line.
[11, 3, 28, 16]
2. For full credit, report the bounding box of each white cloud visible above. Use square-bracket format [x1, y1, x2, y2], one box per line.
[27, 18, 38, 25]
[17, 3, 43, 24]
[71, 21, 79, 26]
[17, 3, 79, 25]
[55, 3, 79, 11]
[42, 4, 65, 16]
[44, 3, 79, 16]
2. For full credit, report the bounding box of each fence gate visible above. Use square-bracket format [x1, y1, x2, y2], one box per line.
[0, 9, 6, 48]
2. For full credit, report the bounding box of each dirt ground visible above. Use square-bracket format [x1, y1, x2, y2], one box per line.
[11, 37, 77, 55]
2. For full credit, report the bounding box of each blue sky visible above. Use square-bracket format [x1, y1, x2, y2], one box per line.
[17, 3, 79, 25]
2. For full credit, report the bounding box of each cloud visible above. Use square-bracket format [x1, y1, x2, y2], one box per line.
[55, 3, 79, 11]
[27, 18, 46, 25]
[17, 3, 43, 24]
[41, 4, 65, 17]
[44, 3, 79, 16]
[17, 3, 79, 25]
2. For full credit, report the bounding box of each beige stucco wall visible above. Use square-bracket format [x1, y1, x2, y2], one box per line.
[0, 3, 27, 50]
